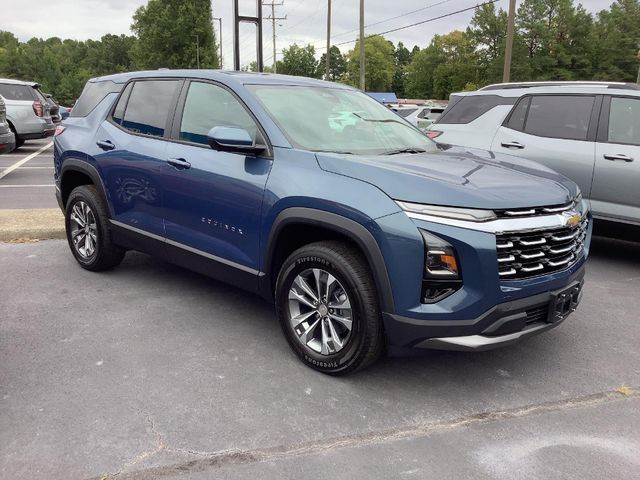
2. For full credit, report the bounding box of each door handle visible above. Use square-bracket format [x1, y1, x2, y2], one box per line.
[167, 157, 191, 170]
[604, 153, 634, 162]
[501, 141, 525, 149]
[96, 140, 115, 151]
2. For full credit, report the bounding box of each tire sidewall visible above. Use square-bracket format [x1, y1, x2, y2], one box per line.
[276, 250, 370, 374]
[65, 187, 103, 268]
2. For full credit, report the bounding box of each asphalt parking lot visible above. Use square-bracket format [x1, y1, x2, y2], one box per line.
[1, 233, 639, 479]
[0, 139, 56, 209]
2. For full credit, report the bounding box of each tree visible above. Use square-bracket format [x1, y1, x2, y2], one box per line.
[131, 0, 218, 69]
[392, 41, 411, 97]
[317, 45, 346, 81]
[345, 35, 395, 91]
[276, 43, 320, 78]
[405, 31, 478, 99]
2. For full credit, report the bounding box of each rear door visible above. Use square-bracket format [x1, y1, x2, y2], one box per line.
[592, 95, 640, 224]
[92, 78, 182, 238]
[491, 94, 599, 199]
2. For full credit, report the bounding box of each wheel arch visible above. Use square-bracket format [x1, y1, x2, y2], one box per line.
[262, 207, 395, 313]
[60, 159, 112, 216]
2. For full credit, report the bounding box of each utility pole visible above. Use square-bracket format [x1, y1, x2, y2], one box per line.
[359, 0, 365, 91]
[325, 0, 331, 80]
[213, 17, 223, 69]
[636, 48, 640, 85]
[502, 0, 516, 83]
[263, 1, 286, 73]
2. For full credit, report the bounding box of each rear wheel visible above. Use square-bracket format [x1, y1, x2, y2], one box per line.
[65, 185, 125, 271]
[275, 241, 384, 375]
[8, 124, 23, 149]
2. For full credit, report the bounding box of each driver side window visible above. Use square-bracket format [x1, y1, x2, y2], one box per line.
[179, 82, 258, 146]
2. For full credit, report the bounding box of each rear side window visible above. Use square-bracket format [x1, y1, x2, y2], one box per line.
[122, 80, 180, 138]
[524, 95, 595, 141]
[71, 80, 122, 117]
[608, 97, 640, 146]
[505, 97, 530, 131]
[0, 84, 36, 101]
[436, 95, 515, 124]
[111, 83, 133, 125]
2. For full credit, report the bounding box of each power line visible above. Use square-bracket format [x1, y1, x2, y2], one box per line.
[330, 0, 501, 49]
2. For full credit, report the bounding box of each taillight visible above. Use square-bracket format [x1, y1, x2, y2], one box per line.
[54, 125, 66, 136]
[426, 130, 443, 139]
[33, 101, 44, 117]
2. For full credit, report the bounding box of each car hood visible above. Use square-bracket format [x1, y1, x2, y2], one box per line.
[315, 146, 578, 209]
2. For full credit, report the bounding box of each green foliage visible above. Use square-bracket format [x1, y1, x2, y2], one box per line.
[345, 35, 395, 91]
[131, 0, 218, 69]
[277, 43, 320, 78]
[317, 46, 347, 81]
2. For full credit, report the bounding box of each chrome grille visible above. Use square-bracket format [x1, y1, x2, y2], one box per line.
[497, 218, 588, 279]
[494, 200, 575, 219]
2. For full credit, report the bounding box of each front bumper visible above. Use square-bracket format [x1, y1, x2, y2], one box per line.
[384, 264, 585, 351]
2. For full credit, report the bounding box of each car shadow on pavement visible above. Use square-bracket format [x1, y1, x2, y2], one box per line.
[109, 248, 617, 393]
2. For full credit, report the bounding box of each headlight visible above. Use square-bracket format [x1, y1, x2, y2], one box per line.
[420, 230, 463, 304]
[397, 200, 497, 222]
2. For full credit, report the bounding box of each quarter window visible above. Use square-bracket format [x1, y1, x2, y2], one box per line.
[524, 95, 594, 141]
[179, 82, 258, 145]
[0, 84, 36, 101]
[121, 80, 180, 137]
[608, 97, 640, 146]
[71, 80, 122, 117]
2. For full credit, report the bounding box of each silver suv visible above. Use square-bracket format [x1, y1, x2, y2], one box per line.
[0, 78, 55, 148]
[428, 81, 640, 229]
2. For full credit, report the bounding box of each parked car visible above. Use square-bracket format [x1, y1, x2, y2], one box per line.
[58, 105, 70, 120]
[55, 71, 591, 374]
[393, 104, 446, 131]
[0, 78, 55, 148]
[428, 81, 640, 229]
[0, 95, 17, 154]
[42, 92, 62, 123]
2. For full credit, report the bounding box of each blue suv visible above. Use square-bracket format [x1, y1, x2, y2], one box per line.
[54, 71, 592, 374]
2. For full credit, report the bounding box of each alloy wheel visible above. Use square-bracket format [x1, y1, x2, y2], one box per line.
[287, 268, 353, 355]
[69, 201, 97, 258]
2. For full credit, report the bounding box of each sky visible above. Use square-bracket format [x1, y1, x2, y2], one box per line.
[3, 0, 610, 69]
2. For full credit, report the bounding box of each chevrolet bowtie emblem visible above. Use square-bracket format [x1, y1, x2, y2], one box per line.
[562, 211, 582, 227]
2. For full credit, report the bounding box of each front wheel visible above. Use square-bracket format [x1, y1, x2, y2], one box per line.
[275, 241, 384, 375]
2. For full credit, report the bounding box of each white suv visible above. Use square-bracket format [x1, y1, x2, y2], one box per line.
[428, 81, 640, 228]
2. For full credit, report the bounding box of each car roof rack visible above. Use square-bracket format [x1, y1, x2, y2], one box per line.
[479, 81, 640, 91]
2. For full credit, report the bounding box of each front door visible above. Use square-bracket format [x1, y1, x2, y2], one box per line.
[161, 80, 272, 283]
[592, 95, 640, 224]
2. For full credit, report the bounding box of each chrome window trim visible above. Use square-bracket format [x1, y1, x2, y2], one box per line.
[404, 210, 587, 234]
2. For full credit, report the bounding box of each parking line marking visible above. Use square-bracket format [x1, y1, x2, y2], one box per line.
[0, 142, 53, 181]
[0, 184, 55, 188]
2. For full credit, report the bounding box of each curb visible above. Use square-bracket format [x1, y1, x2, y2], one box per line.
[0, 208, 66, 242]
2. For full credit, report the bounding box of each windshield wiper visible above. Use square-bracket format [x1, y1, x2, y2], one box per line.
[382, 148, 427, 155]
[350, 112, 407, 127]
[312, 149, 355, 155]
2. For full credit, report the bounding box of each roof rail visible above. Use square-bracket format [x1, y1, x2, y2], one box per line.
[479, 81, 640, 91]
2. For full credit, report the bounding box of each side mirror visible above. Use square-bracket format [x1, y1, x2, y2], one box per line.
[207, 126, 266, 155]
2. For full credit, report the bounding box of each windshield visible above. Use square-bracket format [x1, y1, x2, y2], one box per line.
[247, 85, 437, 155]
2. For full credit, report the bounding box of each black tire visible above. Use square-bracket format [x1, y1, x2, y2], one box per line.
[65, 185, 125, 271]
[8, 124, 23, 149]
[275, 241, 384, 375]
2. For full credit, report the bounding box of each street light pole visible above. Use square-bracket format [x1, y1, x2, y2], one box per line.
[326, 0, 331, 80]
[359, 0, 365, 91]
[502, 0, 516, 83]
[213, 17, 223, 69]
[195, 34, 200, 69]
